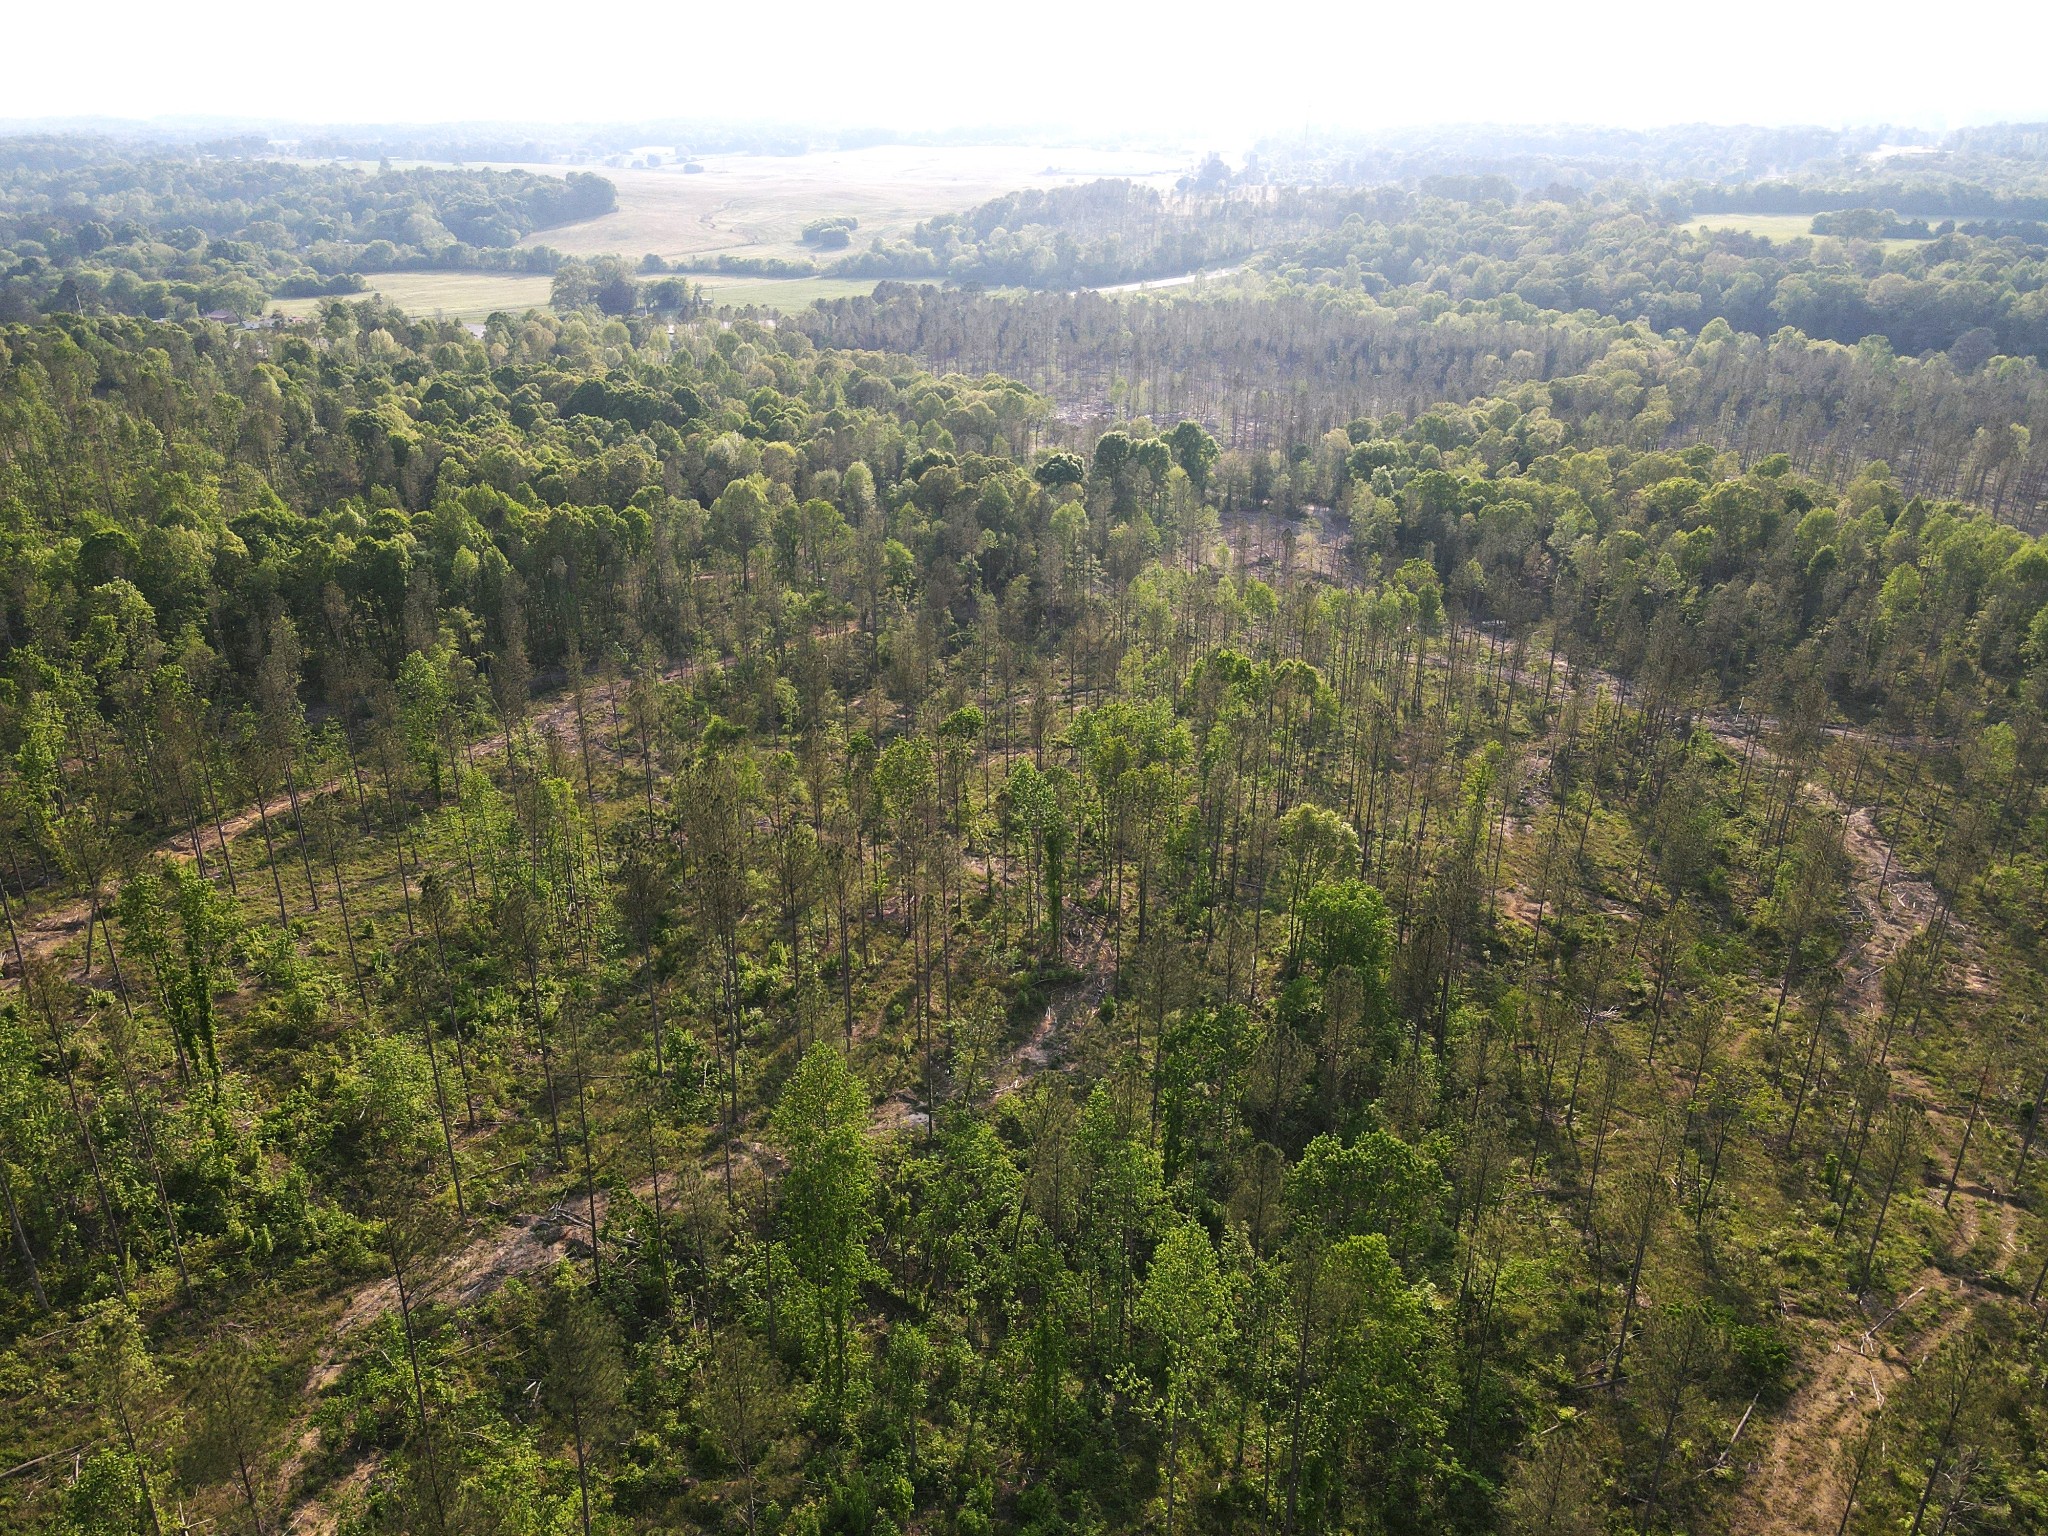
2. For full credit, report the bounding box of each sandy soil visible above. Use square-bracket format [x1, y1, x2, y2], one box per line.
[1718, 733, 2006, 1536]
[4, 668, 639, 978]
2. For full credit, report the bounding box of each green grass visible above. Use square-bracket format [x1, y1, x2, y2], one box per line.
[267, 271, 556, 321]
[1692, 212, 1927, 253]
[267, 269, 880, 323]
[692, 274, 879, 310]
[1692, 213, 1826, 242]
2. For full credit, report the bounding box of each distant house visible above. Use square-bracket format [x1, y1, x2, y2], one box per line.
[203, 308, 241, 325]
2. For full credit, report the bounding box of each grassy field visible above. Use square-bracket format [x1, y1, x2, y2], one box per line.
[267, 271, 556, 320]
[306, 144, 1192, 273]
[266, 269, 884, 321]
[693, 273, 881, 309]
[1692, 212, 1825, 242]
[492, 143, 1191, 270]
[263, 143, 1196, 323]
[1692, 212, 1927, 251]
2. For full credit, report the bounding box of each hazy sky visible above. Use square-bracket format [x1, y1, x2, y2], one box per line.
[11, 0, 2045, 141]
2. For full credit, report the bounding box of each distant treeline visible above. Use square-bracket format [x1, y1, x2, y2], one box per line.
[0, 143, 614, 320]
[828, 177, 2048, 371]
[674, 253, 820, 278]
[1252, 193, 2048, 365]
[834, 182, 1407, 289]
[1686, 178, 2048, 221]
[1250, 121, 1890, 192]
[1251, 121, 2048, 200]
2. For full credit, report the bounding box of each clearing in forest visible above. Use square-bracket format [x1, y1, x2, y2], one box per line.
[501, 143, 1193, 269]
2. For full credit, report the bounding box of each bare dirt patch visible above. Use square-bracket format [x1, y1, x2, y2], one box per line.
[1727, 805, 2002, 1533]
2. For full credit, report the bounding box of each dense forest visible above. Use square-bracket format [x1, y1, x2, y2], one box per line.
[800, 282, 2048, 522]
[1250, 197, 2048, 365]
[0, 144, 614, 321]
[831, 180, 1282, 288]
[820, 185, 2048, 510]
[832, 135, 2048, 320]
[4, 119, 2048, 1536]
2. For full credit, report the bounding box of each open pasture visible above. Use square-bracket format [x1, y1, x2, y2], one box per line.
[1693, 212, 1826, 241]
[266, 269, 883, 321]
[1692, 211, 1927, 251]
[690, 273, 883, 309]
[266, 270, 556, 320]
[497, 142, 1193, 269]
[267, 143, 1196, 321]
